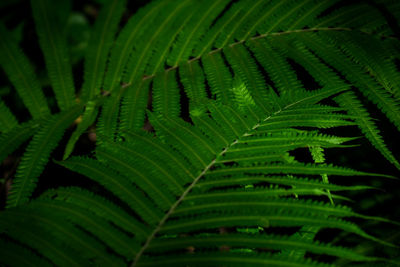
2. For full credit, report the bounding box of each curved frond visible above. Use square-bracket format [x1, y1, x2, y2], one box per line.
[0, 23, 50, 118]
[0, 100, 18, 132]
[6, 105, 83, 208]
[63, 100, 99, 159]
[0, 239, 53, 267]
[1, 1, 399, 266]
[335, 91, 400, 170]
[80, 0, 126, 101]
[31, 0, 76, 111]
[0, 120, 40, 163]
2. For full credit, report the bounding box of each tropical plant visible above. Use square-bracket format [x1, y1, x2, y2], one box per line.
[0, 0, 399, 266]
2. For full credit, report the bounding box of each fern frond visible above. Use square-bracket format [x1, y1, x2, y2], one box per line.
[230, 76, 257, 111]
[183, 187, 351, 203]
[280, 86, 350, 108]
[6, 105, 83, 208]
[256, 113, 355, 131]
[331, 31, 400, 98]
[190, 112, 232, 149]
[179, 60, 209, 112]
[58, 156, 163, 226]
[63, 100, 99, 159]
[119, 79, 152, 131]
[166, 0, 230, 66]
[234, 131, 356, 149]
[160, 210, 385, 245]
[80, 0, 126, 101]
[256, 0, 332, 35]
[122, 0, 193, 85]
[0, 207, 92, 266]
[314, 2, 382, 30]
[152, 68, 180, 119]
[267, 34, 348, 91]
[31, 0, 76, 111]
[224, 45, 270, 112]
[30, 199, 137, 259]
[0, 120, 39, 163]
[106, 140, 187, 193]
[96, 86, 127, 142]
[149, 114, 216, 168]
[0, 239, 53, 267]
[214, 1, 272, 48]
[1, 204, 125, 265]
[248, 38, 304, 96]
[0, 23, 50, 119]
[136, 99, 394, 263]
[115, 1, 196, 132]
[193, 0, 251, 55]
[298, 32, 400, 132]
[202, 52, 234, 104]
[63, 101, 99, 160]
[335, 91, 400, 170]
[122, 130, 197, 181]
[207, 162, 390, 178]
[139, 252, 337, 267]
[101, 0, 167, 93]
[58, 91, 400, 265]
[40, 187, 150, 239]
[1, 1, 399, 265]
[194, 175, 376, 192]
[174, 197, 395, 227]
[96, 145, 177, 210]
[148, 233, 375, 262]
[0, 100, 18, 132]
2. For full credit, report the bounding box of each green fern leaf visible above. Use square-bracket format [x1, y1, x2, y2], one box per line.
[0, 239, 53, 267]
[139, 252, 337, 267]
[31, 0, 76, 111]
[180, 60, 209, 112]
[1, 1, 399, 266]
[80, 0, 126, 101]
[148, 233, 376, 262]
[166, 0, 230, 66]
[0, 120, 40, 163]
[102, 0, 172, 92]
[299, 32, 400, 132]
[0, 207, 91, 266]
[0, 204, 125, 265]
[6, 105, 83, 208]
[335, 91, 400, 170]
[0, 100, 18, 132]
[202, 52, 234, 104]
[0, 23, 50, 119]
[152, 68, 180, 119]
[63, 100, 99, 159]
[31, 199, 138, 259]
[59, 156, 163, 225]
[40, 187, 150, 239]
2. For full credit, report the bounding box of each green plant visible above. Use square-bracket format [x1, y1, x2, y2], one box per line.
[0, 0, 399, 266]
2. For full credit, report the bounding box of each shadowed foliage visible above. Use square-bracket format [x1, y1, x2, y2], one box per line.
[0, 0, 399, 266]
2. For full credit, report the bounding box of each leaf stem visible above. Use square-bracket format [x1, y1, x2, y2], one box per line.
[131, 108, 283, 266]
[140, 27, 396, 83]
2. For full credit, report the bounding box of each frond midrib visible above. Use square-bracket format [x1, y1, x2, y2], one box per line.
[134, 26, 395, 89]
[133, 88, 347, 263]
[131, 107, 285, 266]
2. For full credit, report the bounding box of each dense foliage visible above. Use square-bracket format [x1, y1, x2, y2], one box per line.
[0, 0, 399, 266]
